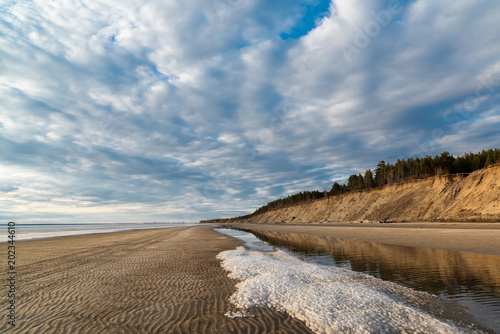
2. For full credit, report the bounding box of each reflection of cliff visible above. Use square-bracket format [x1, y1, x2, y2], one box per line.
[247, 230, 500, 296]
[232, 165, 500, 224]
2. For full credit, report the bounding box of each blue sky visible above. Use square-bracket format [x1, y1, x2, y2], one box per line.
[1, 0, 500, 224]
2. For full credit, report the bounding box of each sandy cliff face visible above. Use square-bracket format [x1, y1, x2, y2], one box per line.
[236, 165, 500, 223]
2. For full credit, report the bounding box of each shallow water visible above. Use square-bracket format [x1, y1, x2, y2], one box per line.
[215, 228, 275, 251]
[217, 227, 500, 333]
[2, 223, 196, 241]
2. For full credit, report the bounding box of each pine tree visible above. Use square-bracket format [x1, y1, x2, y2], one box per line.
[364, 169, 374, 189]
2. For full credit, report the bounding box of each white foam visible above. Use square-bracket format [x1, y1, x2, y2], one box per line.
[217, 247, 480, 334]
[224, 310, 254, 318]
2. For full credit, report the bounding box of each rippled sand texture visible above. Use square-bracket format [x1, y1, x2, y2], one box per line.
[0, 226, 312, 333]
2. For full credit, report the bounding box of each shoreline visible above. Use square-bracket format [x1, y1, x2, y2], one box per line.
[224, 222, 500, 255]
[0, 223, 198, 243]
[1, 225, 312, 333]
[218, 221, 500, 228]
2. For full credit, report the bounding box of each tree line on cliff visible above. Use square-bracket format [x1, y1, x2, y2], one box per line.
[246, 148, 500, 218]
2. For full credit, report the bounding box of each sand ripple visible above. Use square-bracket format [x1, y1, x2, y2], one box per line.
[0, 226, 312, 333]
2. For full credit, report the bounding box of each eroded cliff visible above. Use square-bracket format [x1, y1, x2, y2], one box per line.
[231, 165, 500, 224]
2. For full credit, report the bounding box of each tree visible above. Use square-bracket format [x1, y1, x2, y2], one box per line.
[484, 148, 498, 167]
[435, 151, 455, 175]
[329, 182, 346, 196]
[375, 161, 386, 187]
[420, 156, 434, 176]
[451, 156, 472, 174]
[485, 154, 494, 167]
[347, 174, 358, 191]
[365, 169, 375, 189]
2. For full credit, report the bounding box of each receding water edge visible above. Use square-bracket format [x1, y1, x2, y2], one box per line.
[216, 227, 500, 333]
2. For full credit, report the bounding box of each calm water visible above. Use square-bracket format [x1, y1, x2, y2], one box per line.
[218, 227, 500, 333]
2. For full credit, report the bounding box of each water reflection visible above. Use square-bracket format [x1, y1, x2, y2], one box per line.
[214, 228, 275, 251]
[237, 228, 500, 333]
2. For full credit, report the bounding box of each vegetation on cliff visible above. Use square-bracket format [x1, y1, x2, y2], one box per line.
[246, 148, 500, 218]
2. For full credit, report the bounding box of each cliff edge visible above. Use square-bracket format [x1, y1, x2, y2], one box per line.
[223, 165, 500, 224]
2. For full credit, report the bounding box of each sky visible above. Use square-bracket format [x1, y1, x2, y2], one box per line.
[1, 0, 500, 224]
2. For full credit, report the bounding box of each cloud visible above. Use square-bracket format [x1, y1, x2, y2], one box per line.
[0, 0, 499, 223]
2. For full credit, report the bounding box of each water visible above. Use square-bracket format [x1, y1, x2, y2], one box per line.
[218, 227, 500, 333]
[1, 222, 196, 241]
[215, 228, 275, 251]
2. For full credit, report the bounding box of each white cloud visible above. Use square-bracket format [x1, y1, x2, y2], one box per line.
[0, 0, 499, 223]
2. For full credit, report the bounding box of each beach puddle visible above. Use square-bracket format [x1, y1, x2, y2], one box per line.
[215, 228, 275, 251]
[216, 227, 500, 333]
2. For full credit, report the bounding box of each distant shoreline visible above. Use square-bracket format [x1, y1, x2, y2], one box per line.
[1, 222, 196, 243]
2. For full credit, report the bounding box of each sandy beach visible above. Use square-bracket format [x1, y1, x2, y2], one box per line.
[229, 222, 500, 255]
[1, 225, 312, 333]
[2, 223, 498, 333]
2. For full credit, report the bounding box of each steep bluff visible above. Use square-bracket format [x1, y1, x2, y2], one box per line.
[227, 165, 500, 224]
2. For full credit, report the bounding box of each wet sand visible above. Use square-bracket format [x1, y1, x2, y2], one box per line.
[0, 225, 312, 333]
[229, 222, 500, 255]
